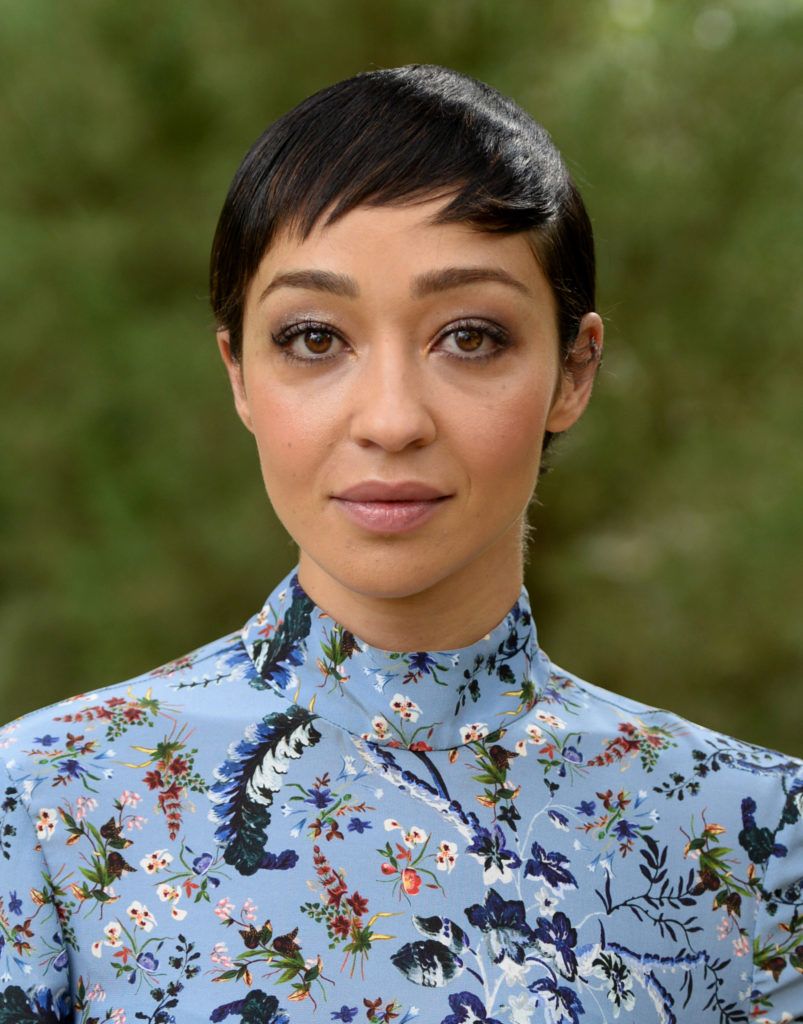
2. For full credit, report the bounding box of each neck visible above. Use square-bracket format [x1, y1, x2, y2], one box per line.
[296, 521, 525, 652]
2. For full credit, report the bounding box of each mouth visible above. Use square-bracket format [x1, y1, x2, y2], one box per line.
[331, 495, 452, 534]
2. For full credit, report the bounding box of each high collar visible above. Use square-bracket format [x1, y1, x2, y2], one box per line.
[240, 565, 552, 751]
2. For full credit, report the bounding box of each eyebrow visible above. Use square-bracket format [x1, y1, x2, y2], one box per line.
[257, 265, 532, 303]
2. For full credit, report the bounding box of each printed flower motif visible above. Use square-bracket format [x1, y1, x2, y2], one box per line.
[466, 825, 521, 885]
[119, 790, 141, 807]
[525, 724, 544, 743]
[126, 900, 156, 932]
[548, 810, 570, 831]
[157, 882, 187, 920]
[460, 723, 489, 743]
[389, 694, 421, 722]
[733, 934, 750, 957]
[210, 941, 234, 969]
[35, 807, 58, 840]
[104, 921, 123, 947]
[442, 990, 504, 1024]
[535, 710, 566, 730]
[523, 841, 578, 895]
[74, 795, 97, 821]
[529, 976, 585, 1024]
[214, 896, 235, 921]
[370, 715, 390, 739]
[590, 951, 635, 1016]
[532, 910, 578, 980]
[403, 826, 428, 847]
[465, 887, 535, 964]
[515, 739, 528, 756]
[436, 840, 458, 872]
[400, 868, 422, 895]
[139, 849, 173, 874]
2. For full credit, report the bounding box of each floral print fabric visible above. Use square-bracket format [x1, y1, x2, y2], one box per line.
[1, 564, 801, 1023]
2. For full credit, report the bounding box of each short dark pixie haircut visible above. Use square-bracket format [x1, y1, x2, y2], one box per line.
[210, 64, 597, 458]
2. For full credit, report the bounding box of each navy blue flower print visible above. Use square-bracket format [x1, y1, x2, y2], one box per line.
[523, 841, 578, 894]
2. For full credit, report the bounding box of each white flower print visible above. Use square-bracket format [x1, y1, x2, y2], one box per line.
[371, 715, 391, 739]
[403, 825, 428, 846]
[459, 723, 488, 743]
[535, 710, 566, 729]
[35, 807, 58, 840]
[436, 840, 458, 872]
[126, 900, 156, 932]
[139, 849, 173, 874]
[389, 694, 421, 722]
[156, 883, 181, 902]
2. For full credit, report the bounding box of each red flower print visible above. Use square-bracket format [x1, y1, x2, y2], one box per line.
[401, 868, 422, 895]
[347, 891, 369, 916]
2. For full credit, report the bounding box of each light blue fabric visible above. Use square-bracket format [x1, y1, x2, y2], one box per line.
[1, 564, 801, 1022]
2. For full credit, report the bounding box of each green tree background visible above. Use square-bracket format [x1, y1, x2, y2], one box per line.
[1, 0, 800, 754]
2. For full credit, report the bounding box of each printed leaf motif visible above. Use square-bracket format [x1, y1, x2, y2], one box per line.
[412, 914, 470, 955]
[390, 938, 465, 987]
[209, 705, 321, 875]
[0, 985, 67, 1024]
[249, 585, 315, 692]
[210, 989, 289, 1023]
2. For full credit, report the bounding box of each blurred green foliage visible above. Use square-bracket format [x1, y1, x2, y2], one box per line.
[0, 0, 800, 754]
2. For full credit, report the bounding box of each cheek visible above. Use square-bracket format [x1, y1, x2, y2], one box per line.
[247, 385, 333, 503]
[458, 379, 550, 496]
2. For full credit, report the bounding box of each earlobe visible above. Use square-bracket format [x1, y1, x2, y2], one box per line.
[216, 330, 254, 434]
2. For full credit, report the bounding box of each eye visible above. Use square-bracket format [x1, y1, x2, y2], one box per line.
[270, 320, 345, 364]
[436, 320, 510, 362]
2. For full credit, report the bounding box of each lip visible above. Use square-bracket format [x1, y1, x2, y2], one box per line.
[332, 496, 451, 535]
[334, 480, 450, 501]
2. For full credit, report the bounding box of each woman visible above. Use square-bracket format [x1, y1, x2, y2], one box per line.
[1, 65, 800, 1024]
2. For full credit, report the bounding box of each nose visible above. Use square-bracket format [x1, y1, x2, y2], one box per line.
[348, 338, 437, 452]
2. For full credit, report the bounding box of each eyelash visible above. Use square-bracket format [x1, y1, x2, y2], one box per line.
[270, 318, 512, 366]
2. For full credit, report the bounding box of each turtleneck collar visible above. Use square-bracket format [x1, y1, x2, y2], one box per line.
[240, 564, 552, 752]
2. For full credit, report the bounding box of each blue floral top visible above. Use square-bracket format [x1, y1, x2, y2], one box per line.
[1, 565, 801, 1024]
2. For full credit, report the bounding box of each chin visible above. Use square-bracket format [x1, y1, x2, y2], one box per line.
[300, 543, 471, 602]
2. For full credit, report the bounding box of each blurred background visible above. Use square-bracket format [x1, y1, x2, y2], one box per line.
[1, 0, 800, 754]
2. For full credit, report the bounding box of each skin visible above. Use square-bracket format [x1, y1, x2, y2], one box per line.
[217, 193, 603, 651]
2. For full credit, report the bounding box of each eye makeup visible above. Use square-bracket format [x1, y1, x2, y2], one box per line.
[269, 316, 514, 366]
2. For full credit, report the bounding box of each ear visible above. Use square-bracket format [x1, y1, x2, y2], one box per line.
[545, 312, 604, 433]
[216, 329, 254, 434]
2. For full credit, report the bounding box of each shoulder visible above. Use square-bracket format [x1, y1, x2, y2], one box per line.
[545, 655, 803, 796]
[0, 623, 262, 789]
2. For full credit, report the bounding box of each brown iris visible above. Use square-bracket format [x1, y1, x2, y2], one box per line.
[454, 327, 485, 352]
[303, 329, 335, 354]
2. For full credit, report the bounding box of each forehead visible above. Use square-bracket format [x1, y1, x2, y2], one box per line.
[246, 196, 555, 311]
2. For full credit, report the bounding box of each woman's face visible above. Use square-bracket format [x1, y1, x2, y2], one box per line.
[219, 194, 601, 606]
